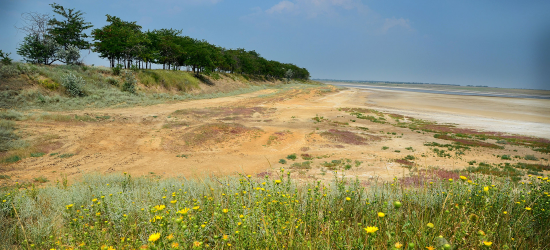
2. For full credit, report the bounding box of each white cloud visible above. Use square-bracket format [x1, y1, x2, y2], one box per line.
[381, 17, 413, 33]
[265, 0, 368, 18]
[266, 1, 297, 14]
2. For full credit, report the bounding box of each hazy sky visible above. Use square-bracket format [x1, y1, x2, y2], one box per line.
[1, 0, 549, 90]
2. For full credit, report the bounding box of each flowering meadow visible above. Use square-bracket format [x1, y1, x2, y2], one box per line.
[1, 170, 549, 249]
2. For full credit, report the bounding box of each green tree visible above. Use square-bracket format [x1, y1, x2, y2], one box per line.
[48, 3, 93, 51]
[17, 34, 59, 65]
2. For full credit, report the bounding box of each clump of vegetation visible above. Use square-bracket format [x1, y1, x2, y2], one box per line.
[382, 146, 389, 150]
[105, 76, 118, 86]
[290, 161, 311, 169]
[112, 64, 122, 76]
[0, 172, 548, 249]
[122, 71, 137, 94]
[33, 176, 49, 183]
[60, 73, 85, 97]
[278, 159, 287, 164]
[286, 153, 297, 161]
[524, 155, 538, 161]
[301, 154, 313, 160]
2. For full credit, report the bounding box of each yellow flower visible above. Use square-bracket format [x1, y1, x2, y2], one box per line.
[222, 235, 229, 240]
[171, 242, 180, 248]
[426, 246, 435, 250]
[107, 247, 115, 250]
[525, 207, 531, 210]
[193, 241, 202, 247]
[427, 223, 434, 228]
[177, 208, 190, 214]
[154, 205, 166, 212]
[247, 175, 252, 178]
[92, 199, 97, 202]
[346, 197, 351, 201]
[66, 204, 74, 209]
[239, 214, 244, 218]
[395, 242, 403, 249]
[222, 209, 229, 213]
[484, 186, 489, 192]
[170, 200, 177, 204]
[503, 211, 507, 214]
[275, 180, 282, 184]
[364, 226, 379, 234]
[378, 212, 385, 218]
[483, 241, 492, 246]
[166, 234, 174, 240]
[460, 176, 467, 180]
[148, 233, 161, 242]
[193, 206, 200, 210]
[96, 212, 101, 216]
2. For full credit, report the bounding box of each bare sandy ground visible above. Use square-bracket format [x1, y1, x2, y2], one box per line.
[1, 85, 548, 186]
[362, 88, 550, 139]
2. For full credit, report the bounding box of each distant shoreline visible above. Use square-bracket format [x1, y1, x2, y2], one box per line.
[323, 82, 550, 100]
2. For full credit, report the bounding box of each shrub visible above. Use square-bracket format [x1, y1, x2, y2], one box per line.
[112, 64, 123, 76]
[286, 153, 297, 160]
[0, 49, 13, 65]
[382, 146, 389, 150]
[105, 77, 119, 86]
[61, 73, 85, 97]
[524, 155, 538, 161]
[122, 71, 137, 94]
[279, 159, 287, 164]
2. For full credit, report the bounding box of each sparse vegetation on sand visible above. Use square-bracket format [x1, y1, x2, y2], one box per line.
[0, 171, 548, 249]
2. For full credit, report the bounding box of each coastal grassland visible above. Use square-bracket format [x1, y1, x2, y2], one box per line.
[1, 170, 548, 249]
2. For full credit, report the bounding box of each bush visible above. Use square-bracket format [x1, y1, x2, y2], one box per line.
[61, 73, 85, 97]
[38, 79, 59, 90]
[122, 71, 137, 94]
[105, 77, 119, 86]
[112, 64, 123, 76]
[525, 155, 538, 161]
[286, 153, 297, 160]
[0, 49, 13, 65]
[279, 159, 287, 164]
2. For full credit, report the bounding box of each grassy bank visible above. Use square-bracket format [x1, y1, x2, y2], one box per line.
[0, 63, 317, 111]
[1, 170, 548, 249]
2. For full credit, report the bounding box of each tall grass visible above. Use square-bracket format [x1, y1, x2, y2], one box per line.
[1, 171, 548, 249]
[137, 70, 200, 91]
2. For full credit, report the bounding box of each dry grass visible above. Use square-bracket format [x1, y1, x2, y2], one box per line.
[179, 123, 262, 148]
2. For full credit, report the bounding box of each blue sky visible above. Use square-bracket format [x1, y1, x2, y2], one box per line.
[1, 0, 549, 90]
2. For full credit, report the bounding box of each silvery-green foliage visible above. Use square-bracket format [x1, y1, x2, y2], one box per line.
[105, 76, 118, 86]
[0, 65, 20, 78]
[61, 73, 85, 97]
[122, 71, 136, 94]
[57, 44, 80, 65]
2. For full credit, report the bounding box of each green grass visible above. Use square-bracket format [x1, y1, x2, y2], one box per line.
[137, 70, 201, 91]
[0, 171, 548, 249]
[58, 153, 75, 159]
[30, 152, 46, 157]
[32, 176, 49, 183]
[0, 119, 19, 152]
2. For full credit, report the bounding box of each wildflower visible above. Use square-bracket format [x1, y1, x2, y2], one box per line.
[171, 200, 177, 204]
[247, 175, 252, 178]
[427, 223, 434, 228]
[154, 205, 166, 212]
[484, 186, 489, 192]
[171, 242, 180, 248]
[92, 199, 97, 202]
[525, 207, 531, 210]
[107, 247, 115, 250]
[395, 242, 403, 248]
[166, 234, 174, 241]
[193, 241, 202, 247]
[148, 233, 161, 242]
[346, 197, 351, 201]
[222, 235, 229, 241]
[239, 214, 244, 218]
[460, 176, 467, 180]
[222, 209, 229, 213]
[483, 241, 492, 246]
[96, 212, 101, 216]
[426, 246, 435, 250]
[377, 212, 385, 218]
[503, 211, 507, 214]
[66, 204, 74, 209]
[275, 180, 282, 184]
[193, 206, 200, 210]
[364, 226, 379, 234]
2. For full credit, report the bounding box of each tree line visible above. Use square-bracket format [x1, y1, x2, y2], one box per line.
[15, 3, 310, 80]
